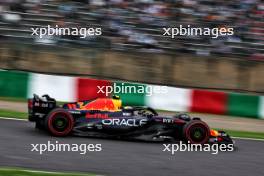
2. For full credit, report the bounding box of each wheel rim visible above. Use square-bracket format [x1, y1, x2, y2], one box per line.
[48, 112, 73, 135]
[187, 124, 208, 143]
[52, 116, 68, 132]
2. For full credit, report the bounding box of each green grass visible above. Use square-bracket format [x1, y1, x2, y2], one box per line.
[0, 109, 27, 119]
[0, 97, 27, 102]
[0, 168, 95, 176]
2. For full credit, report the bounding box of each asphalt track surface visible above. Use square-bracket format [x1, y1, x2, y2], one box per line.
[0, 118, 264, 176]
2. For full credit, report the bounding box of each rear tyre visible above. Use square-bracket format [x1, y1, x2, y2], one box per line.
[45, 108, 74, 136]
[183, 120, 210, 144]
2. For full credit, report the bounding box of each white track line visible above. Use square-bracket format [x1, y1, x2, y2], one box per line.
[0, 116, 263, 142]
[232, 136, 264, 141]
[0, 116, 27, 121]
[0, 168, 102, 175]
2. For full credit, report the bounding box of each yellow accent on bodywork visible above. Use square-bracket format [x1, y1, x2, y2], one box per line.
[112, 99, 122, 110]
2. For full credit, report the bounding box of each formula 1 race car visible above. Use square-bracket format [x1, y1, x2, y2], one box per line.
[28, 94, 233, 144]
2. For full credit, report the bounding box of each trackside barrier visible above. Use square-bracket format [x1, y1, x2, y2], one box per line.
[0, 70, 263, 119]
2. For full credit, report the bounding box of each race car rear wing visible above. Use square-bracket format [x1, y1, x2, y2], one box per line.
[28, 94, 57, 122]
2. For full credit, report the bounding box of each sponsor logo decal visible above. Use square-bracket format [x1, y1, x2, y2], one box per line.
[162, 118, 174, 123]
[102, 118, 147, 127]
[86, 113, 109, 119]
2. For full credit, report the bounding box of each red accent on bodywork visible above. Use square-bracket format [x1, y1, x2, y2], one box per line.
[173, 118, 186, 124]
[217, 137, 223, 142]
[68, 104, 73, 109]
[67, 99, 117, 111]
[83, 98, 115, 110]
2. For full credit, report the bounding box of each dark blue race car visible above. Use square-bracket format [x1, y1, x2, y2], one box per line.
[28, 94, 233, 144]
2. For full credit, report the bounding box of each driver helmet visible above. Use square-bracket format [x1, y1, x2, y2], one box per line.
[177, 113, 191, 120]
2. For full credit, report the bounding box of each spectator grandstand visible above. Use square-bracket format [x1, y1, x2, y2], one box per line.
[0, 0, 263, 58]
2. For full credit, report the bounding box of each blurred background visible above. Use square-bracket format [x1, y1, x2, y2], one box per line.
[0, 0, 264, 92]
[0, 1, 264, 175]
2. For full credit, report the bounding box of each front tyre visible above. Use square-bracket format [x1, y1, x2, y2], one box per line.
[183, 120, 210, 144]
[45, 108, 74, 136]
